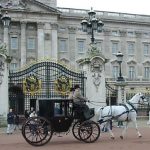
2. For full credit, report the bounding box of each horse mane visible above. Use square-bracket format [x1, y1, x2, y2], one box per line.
[128, 92, 142, 103]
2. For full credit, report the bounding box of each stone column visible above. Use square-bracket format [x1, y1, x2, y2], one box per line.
[20, 21, 27, 67]
[68, 26, 76, 67]
[103, 28, 111, 76]
[103, 28, 111, 55]
[37, 22, 45, 60]
[3, 26, 9, 55]
[135, 31, 142, 77]
[0, 54, 9, 125]
[116, 81, 127, 104]
[119, 30, 127, 75]
[51, 23, 58, 60]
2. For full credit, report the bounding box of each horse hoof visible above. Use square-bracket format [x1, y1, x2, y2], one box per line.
[120, 136, 123, 139]
[111, 137, 115, 140]
[139, 135, 142, 138]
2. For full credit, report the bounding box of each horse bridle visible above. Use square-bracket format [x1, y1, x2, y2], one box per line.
[138, 95, 148, 105]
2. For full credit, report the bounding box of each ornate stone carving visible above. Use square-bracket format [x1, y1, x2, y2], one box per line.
[37, 22, 45, 29]
[68, 26, 76, 34]
[135, 31, 142, 38]
[0, 56, 5, 85]
[0, 42, 7, 56]
[103, 28, 111, 36]
[90, 58, 103, 91]
[0, 59, 5, 71]
[20, 21, 27, 28]
[119, 29, 127, 37]
[0, 0, 27, 9]
[51, 23, 58, 30]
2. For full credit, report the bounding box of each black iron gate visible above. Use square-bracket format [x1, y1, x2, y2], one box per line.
[9, 61, 86, 114]
[106, 82, 117, 105]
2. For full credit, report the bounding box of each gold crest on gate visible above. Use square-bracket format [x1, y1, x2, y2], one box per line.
[23, 75, 41, 96]
[55, 75, 71, 95]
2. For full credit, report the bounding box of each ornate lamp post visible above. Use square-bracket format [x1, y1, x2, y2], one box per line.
[116, 51, 126, 127]
[116, 51, 124, 82]
[1, 11, 11, 27]
[116, 51, 127, 103]
[81, 8, 104, 44]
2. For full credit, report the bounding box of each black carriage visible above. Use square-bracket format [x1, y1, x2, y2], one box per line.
[22, 98, 100, 146]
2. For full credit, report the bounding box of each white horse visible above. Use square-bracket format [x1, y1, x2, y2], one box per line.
[94, 93, 148, 139]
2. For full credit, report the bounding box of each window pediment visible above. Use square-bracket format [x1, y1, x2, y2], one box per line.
[110, 59, 118, 65]
[127, 60, 137, 64]
[143, 60, 150, 65]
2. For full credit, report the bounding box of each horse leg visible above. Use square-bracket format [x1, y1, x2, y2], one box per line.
[106, 121, 115, 139]
[132, 119, 142, 138]
[120, 121, 129, 139]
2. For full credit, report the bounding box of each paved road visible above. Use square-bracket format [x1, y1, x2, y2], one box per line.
[0, 120, 150, 150]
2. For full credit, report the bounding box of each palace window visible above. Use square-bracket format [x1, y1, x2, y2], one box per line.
[10, 63, 17, 71]
[127, 31, 134, 36]
[143, 43, 149, 55]
[77, 40, 85, 53]
[27, 38, 36, 50]
[144, 67, 150, 79]
[112, 42, 118, 54]
[128, 66, 135, 79]
[10, 37, 18, 50]
[59, 39, 67, 52]
[112, 30, 118, 36]
[128, 42, 134, 55]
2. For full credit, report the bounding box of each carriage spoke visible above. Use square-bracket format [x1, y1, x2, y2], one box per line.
[22, 117, 53, 146]
[79, 121, 100, 143]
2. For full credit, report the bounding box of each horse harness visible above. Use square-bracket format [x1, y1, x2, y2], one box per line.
[116, 102, 137, 121]
[101, 102, 137, 122]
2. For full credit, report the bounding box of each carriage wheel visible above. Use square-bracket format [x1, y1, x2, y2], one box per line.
[72, 121, 81, 141]
[78, 120, 100, 143]
[22, 116, 53, 146]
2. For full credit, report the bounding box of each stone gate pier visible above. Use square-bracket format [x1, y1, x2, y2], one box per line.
[0, 53, 9, 126]
[77, 44, 108, 109]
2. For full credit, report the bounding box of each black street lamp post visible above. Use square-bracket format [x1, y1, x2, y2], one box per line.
[116, 51, 124, 82]
[81, 8, 104, 44]
[116, 51, 125, 127]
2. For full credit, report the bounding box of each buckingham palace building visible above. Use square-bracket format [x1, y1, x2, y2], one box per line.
[0, 0, 150, 118]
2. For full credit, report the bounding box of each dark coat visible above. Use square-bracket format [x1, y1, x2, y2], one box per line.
[7, 112, 14, 124]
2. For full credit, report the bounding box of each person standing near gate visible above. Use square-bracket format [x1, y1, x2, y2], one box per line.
[6, 108, 15, 134]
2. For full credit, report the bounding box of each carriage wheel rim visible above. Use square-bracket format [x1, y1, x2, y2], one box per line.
[22, 116, 53, 146]
[78, 120, 100, 143]
[72, 121, 81, 140]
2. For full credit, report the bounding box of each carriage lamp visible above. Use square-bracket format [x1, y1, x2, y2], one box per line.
[81, 8, 104, 44]
[116, 51, 124, 82]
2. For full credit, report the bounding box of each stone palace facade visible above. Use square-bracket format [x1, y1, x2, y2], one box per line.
[0, 0, 150, 112]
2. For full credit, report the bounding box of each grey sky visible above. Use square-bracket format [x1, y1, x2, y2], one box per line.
[57, 0, 150, 15]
